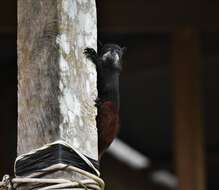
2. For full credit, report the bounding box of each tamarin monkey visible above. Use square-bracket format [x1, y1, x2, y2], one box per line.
[84, 44, 126, 158]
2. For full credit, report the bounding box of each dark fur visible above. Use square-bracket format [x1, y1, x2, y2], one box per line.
[84, 44, 125, 158]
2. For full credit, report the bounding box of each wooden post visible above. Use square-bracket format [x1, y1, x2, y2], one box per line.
[172, 26, 206, 190]
[18, 0, 97, 188]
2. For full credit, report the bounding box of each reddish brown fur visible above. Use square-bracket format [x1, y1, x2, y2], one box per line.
[97, 101, 120, 158]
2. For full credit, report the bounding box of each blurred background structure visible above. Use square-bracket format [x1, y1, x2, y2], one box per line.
[0, 0, 219, 189]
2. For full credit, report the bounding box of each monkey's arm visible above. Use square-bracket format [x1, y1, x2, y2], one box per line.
[84, 47, 104, 97]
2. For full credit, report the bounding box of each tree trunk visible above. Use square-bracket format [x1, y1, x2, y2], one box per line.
[18, 0, 97, 188]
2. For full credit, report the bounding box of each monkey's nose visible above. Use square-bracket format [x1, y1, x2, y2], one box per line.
[111, 50, 117, 56]
[111, 51, 119, 63]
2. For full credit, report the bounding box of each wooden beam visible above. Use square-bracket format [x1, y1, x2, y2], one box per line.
[172, 25, 206, 190]
[18, 0, 97, 188]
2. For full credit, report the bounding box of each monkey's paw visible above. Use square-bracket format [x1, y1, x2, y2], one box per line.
[83, 47, 97, 63]
[95, 98, 103, 108]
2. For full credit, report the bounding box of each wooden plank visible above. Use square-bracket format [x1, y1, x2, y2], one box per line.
[18, 0, 97, 188]
[172, 25, 206, 190]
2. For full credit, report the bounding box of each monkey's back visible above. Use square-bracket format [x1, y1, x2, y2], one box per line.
[97, 101, 120, 158]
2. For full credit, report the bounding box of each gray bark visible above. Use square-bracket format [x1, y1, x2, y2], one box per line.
[18, 0, 97, 188]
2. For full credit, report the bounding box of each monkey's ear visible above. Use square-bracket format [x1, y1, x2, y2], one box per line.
[122, 47, 127, 53]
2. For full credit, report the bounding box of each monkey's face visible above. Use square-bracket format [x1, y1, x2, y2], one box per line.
[101, 44, 125, 71]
